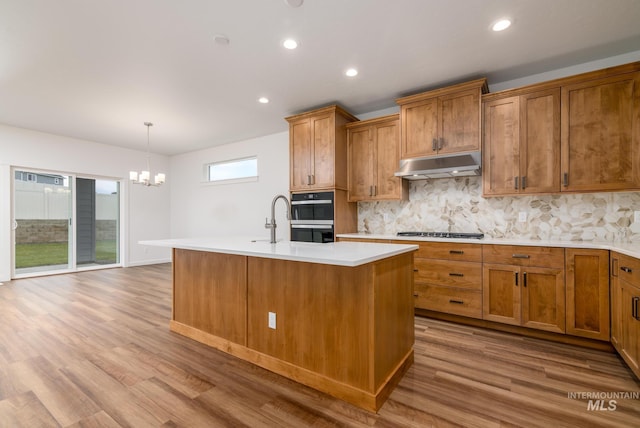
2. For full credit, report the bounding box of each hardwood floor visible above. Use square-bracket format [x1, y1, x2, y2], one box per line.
[0, 264, 638, 427]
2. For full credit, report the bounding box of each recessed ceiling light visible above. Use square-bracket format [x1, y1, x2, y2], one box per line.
[283, 39, 298, 49]
[492, 18, 512, 32]
[213, 34, 230, 45]
[284, 0, 304, 7]
[258, 97, 269, 104]
[345, 68, 358, 77]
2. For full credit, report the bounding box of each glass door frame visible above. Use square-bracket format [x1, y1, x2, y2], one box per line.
[11, 166, 123, 279]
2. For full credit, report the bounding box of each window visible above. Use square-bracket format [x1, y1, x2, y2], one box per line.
[206, 156, 258, 182]
[27, 173, 37, 182]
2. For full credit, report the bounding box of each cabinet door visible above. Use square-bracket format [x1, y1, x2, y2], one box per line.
[565, 249, 610, 341]
[374, 119, 402, 200]
[347, 127, 374, 201]
[290, 119, 312, 190]
[483, 264, 520, 325]
[482, 96, 520, 195]
[400, 97, 438, 158]
[311, 113, 336, 189]
[439, 88, 481, 155]
[520, 89, 561, 193]
[520, 266, 565, 333]
[620, 280, 640, 374]
[561, 72, 640, 192]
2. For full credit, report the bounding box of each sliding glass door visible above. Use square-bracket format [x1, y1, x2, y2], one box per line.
[13, 170, 73, 275]
[76, 178, 120, 267]
[13, 169, 121, 277]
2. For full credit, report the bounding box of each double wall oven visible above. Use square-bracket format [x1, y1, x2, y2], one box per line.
[290, 191, 334, 243]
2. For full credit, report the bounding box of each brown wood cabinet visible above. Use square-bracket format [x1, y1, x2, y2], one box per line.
[286, 105, 358, 191]
[561, 70, 640, 192]
[565, 249, 610, 341]
[411, 241, 483, 319]
[396, 79, 488, 159]
[172, 249, 247, 345]
[482, 88, 561, 196]
[170, 248, 416, 412]
[483, 245, 565, 333]
[610, 252, 640, 378]
[346, 114, 408, 202]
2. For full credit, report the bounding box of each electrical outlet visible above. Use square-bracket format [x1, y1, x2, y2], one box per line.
[518, 212, 527, 223]
[268, 312, 276, 329]
[634, 211, 640, 223]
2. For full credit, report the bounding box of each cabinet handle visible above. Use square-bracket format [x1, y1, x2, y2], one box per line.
[369, 185, 373, 197]
[413, 292, 419, 298]
[373, 185, 377, 196]
[514, 272, 519, 286]
[563, 173, 569, 187]
[432, 138, 437, 151]
[307, 175, 311, 185]
[632, 297, 640, 320]
[611, 258, 619, 277]
[449, 250, 464, 255]
[449, 272, 464, 277]
[522, 176, 527, 190]
[512, 254, 530, 259]
[311, 174, 315, 185]
[413, 269, 419, 272]
[449, 299, 464, 305]
[523, 272, 527, 287]
[514, 176, 519, 190]
[439, 137, 444, 150]
[621, 266, 633, 273]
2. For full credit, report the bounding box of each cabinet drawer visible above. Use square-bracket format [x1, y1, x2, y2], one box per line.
[613, 253, 640, 288]
[397, 240, 482, 262]
[414, 283, 482, 319]
[483, 245, 564, 268]
[414, 259, 482, 290]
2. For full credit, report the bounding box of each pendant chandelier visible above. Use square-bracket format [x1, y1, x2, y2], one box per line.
[129, 122, 166, 186]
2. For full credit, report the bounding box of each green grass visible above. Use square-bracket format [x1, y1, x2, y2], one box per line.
[15, 240, 118, 268]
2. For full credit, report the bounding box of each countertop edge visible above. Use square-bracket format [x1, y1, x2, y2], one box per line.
[336, 233, 640, 259]
[140, 239, 418, 267]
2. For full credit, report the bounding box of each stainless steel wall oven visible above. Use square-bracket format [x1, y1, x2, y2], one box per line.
[290, 191, 334, 243]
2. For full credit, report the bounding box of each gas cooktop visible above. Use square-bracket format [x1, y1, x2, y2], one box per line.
[397, 231, 484, 239]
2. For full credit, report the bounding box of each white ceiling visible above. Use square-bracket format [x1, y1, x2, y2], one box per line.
[1, 0, 640, 156]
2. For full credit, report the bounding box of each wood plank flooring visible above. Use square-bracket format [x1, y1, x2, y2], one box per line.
[0, 264, 638, 427]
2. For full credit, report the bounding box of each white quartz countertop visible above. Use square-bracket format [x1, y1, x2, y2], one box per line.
[140, 237, 418, 267]
[336, 233, 640, 259]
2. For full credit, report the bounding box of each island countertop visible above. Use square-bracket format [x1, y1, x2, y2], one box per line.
[140, 237, 418, 267]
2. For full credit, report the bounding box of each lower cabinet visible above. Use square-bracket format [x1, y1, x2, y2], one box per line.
[565, 249, 610, 341]
[611, 252, 640, 378]
[482, 245, 565, 333]
[412, 242, 483, 319]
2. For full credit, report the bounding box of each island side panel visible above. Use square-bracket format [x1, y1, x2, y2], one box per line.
[173, 249, 247, 346]
[246, 257, 371, 391]
[372, 252, 415, 395]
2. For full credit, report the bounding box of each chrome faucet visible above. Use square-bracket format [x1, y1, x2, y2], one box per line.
[265, 194, 291, 244]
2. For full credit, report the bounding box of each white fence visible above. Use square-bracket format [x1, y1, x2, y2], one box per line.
[14, 181, 118, 220]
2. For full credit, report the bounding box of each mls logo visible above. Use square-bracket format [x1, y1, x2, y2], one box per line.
[587, 399, 617, 411]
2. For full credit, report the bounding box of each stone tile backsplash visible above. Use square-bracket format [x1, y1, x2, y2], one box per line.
[358, 177, 640, 242]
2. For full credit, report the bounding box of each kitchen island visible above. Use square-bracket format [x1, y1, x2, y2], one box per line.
[141, 238, 418, 412]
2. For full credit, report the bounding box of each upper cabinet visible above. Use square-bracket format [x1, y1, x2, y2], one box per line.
[286, 105, 358, 192]
[396, 79, 488, 159]
[483, 88, 561, 196]
[346, 114, 408, 202]
[561, 70, 640, 192]
[482, 61, 640, 196]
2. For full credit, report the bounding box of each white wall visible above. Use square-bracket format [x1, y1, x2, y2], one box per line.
[0, 124, 171, 281]
[170, 132, 289, 240]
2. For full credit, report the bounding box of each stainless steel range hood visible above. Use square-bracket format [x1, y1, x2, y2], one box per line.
[394, 152, 481, 180]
